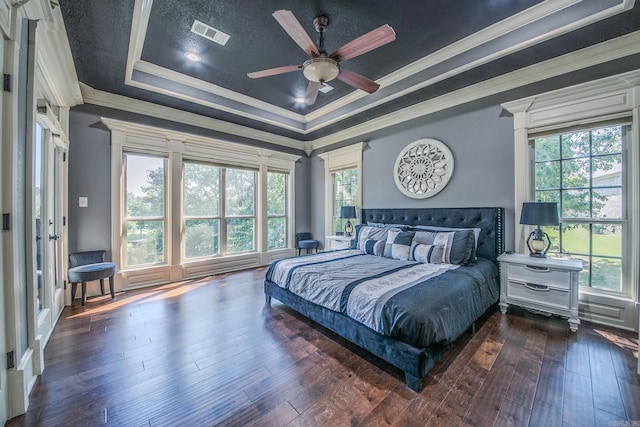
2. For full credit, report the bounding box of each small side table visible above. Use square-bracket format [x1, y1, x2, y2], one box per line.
[497, 253, 583, 332]
[325, 235, 353, 251]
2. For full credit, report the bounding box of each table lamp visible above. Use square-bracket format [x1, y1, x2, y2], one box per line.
[520, 202, 559, 258]
[340, 206, 357, 237]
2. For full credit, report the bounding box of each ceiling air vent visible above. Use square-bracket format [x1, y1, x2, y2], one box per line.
[190, 19, 230, 46]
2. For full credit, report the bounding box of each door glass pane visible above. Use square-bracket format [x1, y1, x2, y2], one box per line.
[35, 124, 44, 313]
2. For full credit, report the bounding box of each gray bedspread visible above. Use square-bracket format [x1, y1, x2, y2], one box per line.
[265, 250, 499, 349]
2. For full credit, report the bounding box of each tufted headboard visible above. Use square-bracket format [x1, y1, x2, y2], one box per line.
[361, 207, 504, 265]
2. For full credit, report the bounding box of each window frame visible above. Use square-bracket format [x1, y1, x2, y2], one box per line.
[266, 170, 289, 251]
[222, 166, 257, 254]
[531, 125, 629, 296]
[106, 118, 300, 289]
[501, 71, 640, 330]
[122, 151, 168, 268]
[331, 167, 358, 235]
[318, 143, 364, 240]
[182, 161, 221, 259]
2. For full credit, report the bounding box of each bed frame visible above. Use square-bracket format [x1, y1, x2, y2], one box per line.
[264, 207, 504, 391]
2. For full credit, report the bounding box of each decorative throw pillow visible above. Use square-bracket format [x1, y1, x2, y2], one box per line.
[411, 225, 480, 261]
[363, 238, 385, 256]
[354, 225, 391, 250]
[410, 242, 444, 264]
[412, 229, 474, 265]
[383, 229, 415, 260]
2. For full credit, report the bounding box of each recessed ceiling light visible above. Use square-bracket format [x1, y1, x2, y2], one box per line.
[184, 51, 202, 62]
[295, 97, 305, 104]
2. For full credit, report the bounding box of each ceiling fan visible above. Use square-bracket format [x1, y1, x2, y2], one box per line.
[247, 10, 396, 106]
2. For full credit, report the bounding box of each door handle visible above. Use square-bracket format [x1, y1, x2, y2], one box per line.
[49, 234, 60, 241]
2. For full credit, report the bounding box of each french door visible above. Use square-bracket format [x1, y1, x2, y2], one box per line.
[32, 122, 65, 339]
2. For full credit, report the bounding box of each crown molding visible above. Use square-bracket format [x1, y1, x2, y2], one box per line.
[129, 60, 306, 134]
[101, 116, 301, 163]
[80, 83, 304, 152]
[36, 5, 82, 107]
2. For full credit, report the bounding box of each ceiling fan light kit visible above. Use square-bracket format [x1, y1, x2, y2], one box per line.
[247, 10, 395, 105]
[302, 57, 340, 83]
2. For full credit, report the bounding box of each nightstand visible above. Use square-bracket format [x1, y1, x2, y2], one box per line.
[325, 235, 353, 250]
[497, 253, 583, 332]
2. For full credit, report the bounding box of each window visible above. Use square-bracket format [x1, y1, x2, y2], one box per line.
[107, 119, 299, 288]
[124, 153, 166, 267]
[332, 168, 358, 234]
[183, 162, 220, 258]
[267, 171, 288, 250]
[318, 144, 363, 238]
[224, 168, 256, 253]
[533, 125, 628, 294]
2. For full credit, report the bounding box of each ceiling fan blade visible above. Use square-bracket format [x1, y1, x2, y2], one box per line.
[247, 64, 301, 79]
[305, 81, 321, 105]
[337, 69, 380, 94]
[330, 24, 395, 62]
[272, 10, 320, 57]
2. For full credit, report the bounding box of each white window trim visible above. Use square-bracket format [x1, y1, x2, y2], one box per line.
[103, 118, 299, 289]
[318, 143, 364, 238]
[502, 69, 640, 331]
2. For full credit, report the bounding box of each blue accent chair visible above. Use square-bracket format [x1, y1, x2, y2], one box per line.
[68, 250, 116, 306]
[296, 232, 320, 256]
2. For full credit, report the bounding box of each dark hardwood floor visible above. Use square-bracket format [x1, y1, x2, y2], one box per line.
[6, 267, 639, 426]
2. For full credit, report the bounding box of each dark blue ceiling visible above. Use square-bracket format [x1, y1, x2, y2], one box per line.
[59, 0, 640, 145]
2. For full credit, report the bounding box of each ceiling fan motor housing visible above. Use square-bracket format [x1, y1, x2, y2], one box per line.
[303, 57, 340, 83]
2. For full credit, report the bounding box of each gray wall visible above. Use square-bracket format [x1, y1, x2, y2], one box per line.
[67, 110, 113, 258]
[310, 105, 516, 251]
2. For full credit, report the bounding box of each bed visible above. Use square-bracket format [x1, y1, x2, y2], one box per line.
[264, 207, 504, 391]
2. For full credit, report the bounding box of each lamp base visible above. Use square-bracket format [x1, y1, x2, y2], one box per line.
[344, 220, 353, 237]
[526, 229, 551, 258]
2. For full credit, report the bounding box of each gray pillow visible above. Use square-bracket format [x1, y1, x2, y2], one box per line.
[412, 229, 474, 265]
[411, 225, 480, 261]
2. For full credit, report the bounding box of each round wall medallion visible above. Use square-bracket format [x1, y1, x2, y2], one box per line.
[393, 138, 454, 199]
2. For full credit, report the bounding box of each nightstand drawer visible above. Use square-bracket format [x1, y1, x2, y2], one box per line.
[507, 280, 570, 309]
[507, 263, 571, 289]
